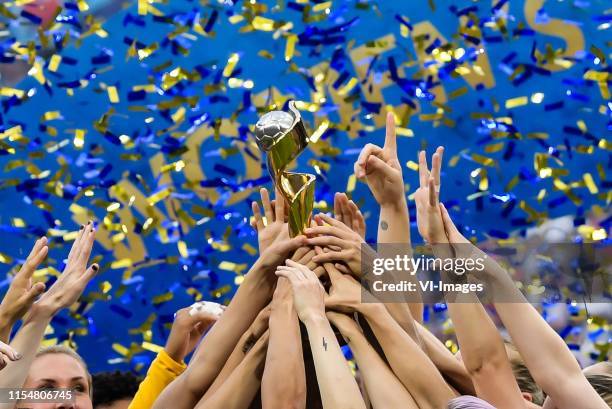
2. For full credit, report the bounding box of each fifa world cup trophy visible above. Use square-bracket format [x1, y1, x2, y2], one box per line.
[253, 101, 316, 237]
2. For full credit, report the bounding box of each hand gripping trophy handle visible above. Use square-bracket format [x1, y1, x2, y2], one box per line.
[254, 101, 316, 237]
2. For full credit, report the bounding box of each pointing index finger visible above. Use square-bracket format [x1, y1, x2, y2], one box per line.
[384, 112, 397, 152]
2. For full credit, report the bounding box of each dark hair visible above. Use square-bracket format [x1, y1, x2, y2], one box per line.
[585, 374, 612, 408]
[92, 371, 142, 408]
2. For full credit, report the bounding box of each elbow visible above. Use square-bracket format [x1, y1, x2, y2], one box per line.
[464, 353, 506, 378]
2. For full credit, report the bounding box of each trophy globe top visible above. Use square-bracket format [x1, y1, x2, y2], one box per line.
[254, 110, 295, 152]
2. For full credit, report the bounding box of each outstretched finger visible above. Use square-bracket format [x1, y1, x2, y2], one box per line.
[67, 223, 89, 264]
[251, 201, 264, 231]
[384, 111, 397, 153]
[76, 227, 96, 268]
[312, 250, 350, 267]
[316, 213, 353, 233]
[25, 237, 46, 263]
[260, 188, 274, 224]
[306, 235, 346, 250]
[275, 268, 300, 286]
[418, 151, 430, 188]
[333, 192, 342, 221]
[428, 177, 438, 207]
[274, 188, 286, 222]
[431, 146, 444, 187]
[304, 224, 351, 240]
[19, 240, 48, 279]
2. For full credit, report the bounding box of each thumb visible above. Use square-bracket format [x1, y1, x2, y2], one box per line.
[25, 282, 46, 301]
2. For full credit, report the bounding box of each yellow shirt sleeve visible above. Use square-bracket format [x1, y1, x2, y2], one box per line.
[128, 349, 187, 409]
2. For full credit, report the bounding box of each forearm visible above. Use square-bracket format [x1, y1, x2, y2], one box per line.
[378, 202, 423, 322]
[154, 261, 275, 409]
[201, 326, 255, 399]
[446, 295, 524, 408]
[304, 315, 366, 409]
[196, 331, 269, 409]
[0, 320, 12, 344]
[415, 322, 474, 395]
[261, 296, 306, 409]
[0, 310, 50, 408]
[345, 327, 418, 409]
[480, 250, 606, 408]
[358, 303, 455, 409]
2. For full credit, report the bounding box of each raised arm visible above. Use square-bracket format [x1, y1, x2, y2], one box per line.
[0, 238, 48, 343]
[322, 261, 455, 409]
[153, 230, 306, 409]
[202, 306, 270, 400]
[354, 112, 422, 321]
[414, 321, 475, 396]
[0, 223, 98, 408]
[261, 276, 306, 408]
[196, 331, 270, 409]
[276, 260, 366, 409]
[440, 205, 607, 409]
[414, 151, 525, 409]
[326, 311, 418, 409]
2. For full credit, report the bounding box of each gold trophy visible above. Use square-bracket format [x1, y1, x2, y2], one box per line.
[254, 101, 315, 237]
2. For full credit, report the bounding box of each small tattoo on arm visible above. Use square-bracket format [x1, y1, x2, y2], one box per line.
[380, 220, 388, 230]
[323, 337, 327, 351]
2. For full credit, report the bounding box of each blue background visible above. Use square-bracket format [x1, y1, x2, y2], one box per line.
[0, 0, 609, 372]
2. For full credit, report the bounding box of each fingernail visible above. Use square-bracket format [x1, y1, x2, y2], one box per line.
[14, 353, 22, 360]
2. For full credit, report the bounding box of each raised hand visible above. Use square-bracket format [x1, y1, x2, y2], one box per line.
[33, 222, 99, 318]
[354, 112, 405, 207]
[275, 260, 325, 323]
[165, 303, 223, 363]
[414, 147, 446, 244]
[304, 213, 375, 278]
[251, 187, 288, 254]
[333, 192, 366, 239]
[0, 238, 48, 342]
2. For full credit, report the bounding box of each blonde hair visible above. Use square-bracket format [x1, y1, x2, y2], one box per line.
[35, 345, 92, 396]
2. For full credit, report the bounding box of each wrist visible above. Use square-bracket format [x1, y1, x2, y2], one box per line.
[25, 302, 56, 322]
[163, 346, 184, 363]
[356, 302, 384, 318]
[301, 310, 327, 327]
[380, 196, 408, 213]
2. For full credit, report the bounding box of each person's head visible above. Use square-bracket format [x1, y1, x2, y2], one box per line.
[92, 371, 141, 409]
[585, 374, 612, 408]
[447, 396, 497, 408]
[583, 361, 612, 377]
[19, 345, 92, 409]
[504, 342, 545, 405]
